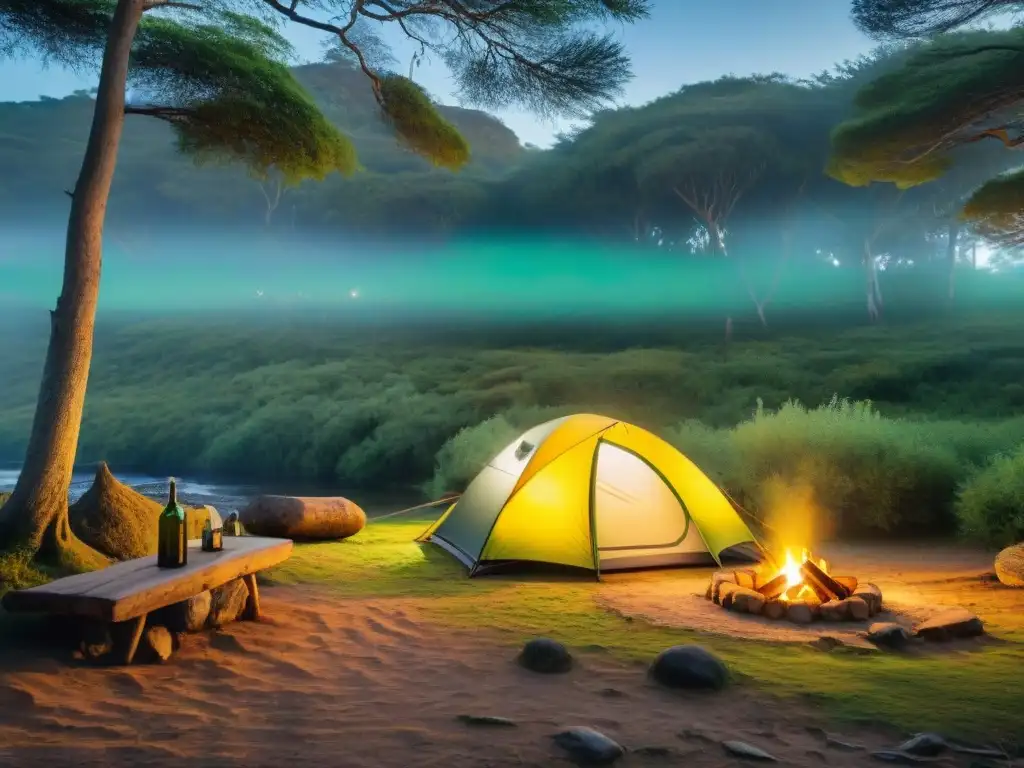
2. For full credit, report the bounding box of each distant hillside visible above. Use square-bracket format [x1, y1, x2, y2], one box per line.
[0, 61, 523, 231]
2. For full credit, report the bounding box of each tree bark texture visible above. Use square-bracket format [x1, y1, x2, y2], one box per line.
[0, 0, 142, 567]
[946, 220, 960, 301]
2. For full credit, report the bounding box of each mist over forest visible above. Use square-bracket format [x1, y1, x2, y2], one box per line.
[3, 27, 1024, 550]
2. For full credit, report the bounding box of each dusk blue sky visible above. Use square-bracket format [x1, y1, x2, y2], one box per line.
[0, 1, 874, 147]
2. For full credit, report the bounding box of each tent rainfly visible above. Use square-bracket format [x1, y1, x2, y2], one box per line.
[417, 414, 763, 577]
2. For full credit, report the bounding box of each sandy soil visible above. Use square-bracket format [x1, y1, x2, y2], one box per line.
[598, 542, 1022, 646]
[0, 585, 1003, 768]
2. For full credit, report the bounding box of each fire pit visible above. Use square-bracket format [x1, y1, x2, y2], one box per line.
[705, 548, 883, 625]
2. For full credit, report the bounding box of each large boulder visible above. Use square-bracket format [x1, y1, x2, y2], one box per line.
[239, 495, 366, 540]
[68, 463, 210, 560]
[994, 542, 1024, 587]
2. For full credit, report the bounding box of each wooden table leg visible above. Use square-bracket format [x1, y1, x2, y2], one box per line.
[123, 614, 147, 665]
[242, 573, 261, 621]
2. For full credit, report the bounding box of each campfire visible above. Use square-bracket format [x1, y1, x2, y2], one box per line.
[705, 548, 883, 624]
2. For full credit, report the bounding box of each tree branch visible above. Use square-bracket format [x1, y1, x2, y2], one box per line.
[124, 104, 194, 121]
[142, 0, 203, 11]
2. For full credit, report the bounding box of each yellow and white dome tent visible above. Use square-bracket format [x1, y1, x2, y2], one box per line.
[417, 414, 763, 577]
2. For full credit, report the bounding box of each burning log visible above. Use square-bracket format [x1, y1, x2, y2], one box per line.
[756, 573, 789, 600]
[833, 576, 858, 594]
[799, 559, 851, 602]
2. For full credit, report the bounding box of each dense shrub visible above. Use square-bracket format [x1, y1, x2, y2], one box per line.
[665, 397, 1024, 537]
[955, 446, 1024, 547]
[424, 416, 520, 498]
[2, 313, 1024, 509]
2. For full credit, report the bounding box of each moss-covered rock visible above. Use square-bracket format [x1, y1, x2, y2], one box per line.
[68, 463, 209, 560]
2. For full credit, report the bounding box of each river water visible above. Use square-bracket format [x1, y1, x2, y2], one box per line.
[0, 467, 421, 518]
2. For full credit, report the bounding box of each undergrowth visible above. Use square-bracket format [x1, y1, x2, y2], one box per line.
[429, 397, 1024, 541]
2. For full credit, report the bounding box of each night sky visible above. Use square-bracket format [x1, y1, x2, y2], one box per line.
[0, 1, 873, 148]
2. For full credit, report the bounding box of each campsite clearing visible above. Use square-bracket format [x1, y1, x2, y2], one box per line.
[266, 517, 1024, 742]
[0, 517, 1021, 766]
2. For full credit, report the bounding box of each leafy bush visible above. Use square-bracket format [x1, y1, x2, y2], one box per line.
[664, 397, 1011, 536]
[955, 446, 1024, 547]
[0, 547, 49, 598]
[424, 415, 521, 498]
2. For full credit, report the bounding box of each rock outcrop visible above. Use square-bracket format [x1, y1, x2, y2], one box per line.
[68, 463, 210, 560]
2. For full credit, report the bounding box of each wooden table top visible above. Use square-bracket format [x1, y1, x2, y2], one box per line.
[2, 536, 293, 623]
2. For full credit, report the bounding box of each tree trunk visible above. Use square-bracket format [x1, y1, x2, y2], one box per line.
[946, 220, 960, 301]
[0, 0, 142, 568]
[864, 239, 882, 322]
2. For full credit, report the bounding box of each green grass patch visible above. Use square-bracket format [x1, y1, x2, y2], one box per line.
[267, 517, 1024, 742]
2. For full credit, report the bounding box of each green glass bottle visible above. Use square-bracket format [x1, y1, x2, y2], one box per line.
[157, 477, 188, 568]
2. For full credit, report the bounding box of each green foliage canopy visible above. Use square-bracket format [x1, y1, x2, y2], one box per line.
[828, 29, 1024, 242]
[851, 0, 1018, 38]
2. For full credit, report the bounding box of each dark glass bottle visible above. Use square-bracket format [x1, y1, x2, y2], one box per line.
[157, 478, 188, 568]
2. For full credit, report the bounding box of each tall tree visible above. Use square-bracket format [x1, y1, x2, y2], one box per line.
[0, 0, 647, 568]
[827, 29, 1024, 247]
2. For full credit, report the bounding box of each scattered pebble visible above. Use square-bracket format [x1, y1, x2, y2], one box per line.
[826, 735, 866, 751]
[866, 622, 912, 649]
[649, 645, 728, 691]
[871, 750, 943, 763]
[456, 714, 517, 727]
[897, 733, 948, 757]
[518, 638, 572, 674]
[141, 626, 173, 663]
[722, 740, 777, 761]
[552, 726, 625, 765]
[809, 635, 843, 652]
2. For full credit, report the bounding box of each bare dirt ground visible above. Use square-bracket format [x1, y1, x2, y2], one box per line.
[0, 544, 1020, 767]
[0, 584, 1006, 768]
[598, 542, 1022, 646]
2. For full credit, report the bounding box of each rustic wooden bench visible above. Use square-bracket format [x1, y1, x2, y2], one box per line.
[1, 535, 293, 663]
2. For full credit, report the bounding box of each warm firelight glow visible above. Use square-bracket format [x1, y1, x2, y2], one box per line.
[774, 547, 830, 602]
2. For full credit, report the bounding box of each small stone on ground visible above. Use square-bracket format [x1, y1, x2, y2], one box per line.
[552, 726, 625, 765]
[649, 645, 728, 691]
[896, 733, 948, 757]
[456, 714, 517, 727]
[518, 638, 572, 674]
[866, 622, 912, 649]
[722, 740, 777, 761]
[141, 625, 174, 663]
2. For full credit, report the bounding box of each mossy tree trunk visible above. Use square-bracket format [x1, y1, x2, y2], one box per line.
[0, 0, 142, 569]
